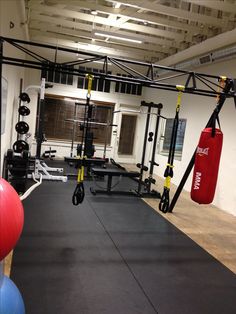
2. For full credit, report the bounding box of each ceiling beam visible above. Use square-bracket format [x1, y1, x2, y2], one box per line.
[184, 0, 236, 14]
[41, 0, 210, 34]
[29, 30, 164, 61]
[30, 12, 180, 48]
[105, 0, 226, 27]
[28, 3, 186, 41]
[29, 21, 167, 56]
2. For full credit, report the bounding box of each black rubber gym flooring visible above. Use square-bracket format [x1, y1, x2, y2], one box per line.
[11, 175, 236, 314]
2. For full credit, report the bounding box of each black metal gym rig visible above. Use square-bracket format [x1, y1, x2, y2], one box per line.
[1, 36, 236, 210]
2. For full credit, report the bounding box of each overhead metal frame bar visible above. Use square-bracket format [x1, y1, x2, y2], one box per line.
[1, 36, 236, 98]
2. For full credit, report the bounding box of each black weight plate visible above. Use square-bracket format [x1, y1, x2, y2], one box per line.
[19, 92, 30, 103]
[18, 105, 30, 116]
[15, 121, 29, 134]
[13, 140, 29, 153]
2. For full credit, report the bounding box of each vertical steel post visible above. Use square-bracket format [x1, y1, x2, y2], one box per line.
[137, 104, 151, 194]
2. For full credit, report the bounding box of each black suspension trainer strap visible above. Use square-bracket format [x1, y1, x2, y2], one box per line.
[72, 74, 93, 206]
[159, 85, 185, 213]
[83, 74, 94, 157]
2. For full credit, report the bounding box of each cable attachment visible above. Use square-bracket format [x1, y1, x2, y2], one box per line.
[72, 159, 85, 205]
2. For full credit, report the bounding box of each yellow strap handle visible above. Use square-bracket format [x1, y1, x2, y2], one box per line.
[176, 85, 185, 112]
[77, 168, 81, 183]
[77, 166, 85, 183]
[86, 74, 94, 97]
[81, 166, 84, 181]
[164, 176, 171, 189]
[76, 156, 85, 183]
[164, 164, 174, 189]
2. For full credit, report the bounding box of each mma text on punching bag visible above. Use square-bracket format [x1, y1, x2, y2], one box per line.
[191, 127, 223, 204]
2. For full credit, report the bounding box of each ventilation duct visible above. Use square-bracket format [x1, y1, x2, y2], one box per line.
[157, 45, 236, 76]
[199, 54, 212, 65]
[212, 46, 236, 62]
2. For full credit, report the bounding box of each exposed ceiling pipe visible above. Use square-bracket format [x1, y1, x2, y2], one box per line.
[19, 0, 30, 40]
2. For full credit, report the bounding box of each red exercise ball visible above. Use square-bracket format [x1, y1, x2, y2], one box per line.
[0, 178, 24, 261]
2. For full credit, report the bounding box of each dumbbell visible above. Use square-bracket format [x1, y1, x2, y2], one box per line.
[136, 163, 149, 171]
[148, 131, 154, 142]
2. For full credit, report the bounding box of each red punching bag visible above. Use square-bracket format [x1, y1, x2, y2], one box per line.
[191, 127, 223, 204]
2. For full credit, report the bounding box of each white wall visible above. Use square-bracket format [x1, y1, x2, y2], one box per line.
[142, 58, 236, 216]
[0, 0, 28, 172]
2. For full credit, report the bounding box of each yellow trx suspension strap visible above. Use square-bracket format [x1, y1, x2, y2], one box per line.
[176, 85, 185, 112]
[86, 73, 94, 98]
[72, 74, 94, 206]
[163, 164, 174, 190]
[77, 162, 84, 183]
[159, 85, 185, 213]
[216, 76, 227, 103]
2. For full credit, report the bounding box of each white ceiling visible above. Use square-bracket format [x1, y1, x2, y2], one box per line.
[25, 0, 236, 65]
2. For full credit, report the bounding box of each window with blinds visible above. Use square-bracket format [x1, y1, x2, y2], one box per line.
[42, 95, 114, 145]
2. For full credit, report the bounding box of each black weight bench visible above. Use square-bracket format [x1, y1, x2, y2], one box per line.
[90, 167, 140, 196]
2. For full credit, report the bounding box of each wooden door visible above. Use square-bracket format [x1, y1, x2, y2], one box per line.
[118, 114, 137, 155]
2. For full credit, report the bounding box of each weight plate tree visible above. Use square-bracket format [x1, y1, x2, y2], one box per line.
[13, 89, 31, 153]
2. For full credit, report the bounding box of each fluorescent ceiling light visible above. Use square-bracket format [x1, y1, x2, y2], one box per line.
[94, 31, 142, 44]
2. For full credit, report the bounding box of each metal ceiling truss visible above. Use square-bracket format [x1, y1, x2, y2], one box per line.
[1, 37, 236, 99]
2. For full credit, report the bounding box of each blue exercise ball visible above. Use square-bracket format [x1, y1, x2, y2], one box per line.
[0, 275, 25, 314]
